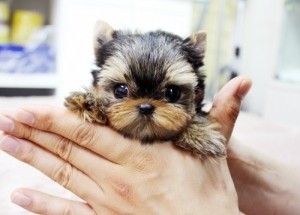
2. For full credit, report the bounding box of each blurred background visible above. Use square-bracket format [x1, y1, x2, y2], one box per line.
[1, 1, 300, 214]
[0, 0, 300, 125]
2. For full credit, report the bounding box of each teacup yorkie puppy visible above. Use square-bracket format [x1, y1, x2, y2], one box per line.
[65, 20, 225, 159]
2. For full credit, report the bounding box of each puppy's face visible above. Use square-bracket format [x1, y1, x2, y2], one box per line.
[92, 21, 206, 142]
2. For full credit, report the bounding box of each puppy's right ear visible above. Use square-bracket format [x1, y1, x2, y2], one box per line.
[188, 31, 206, 61]
[93, 20, 115, 57]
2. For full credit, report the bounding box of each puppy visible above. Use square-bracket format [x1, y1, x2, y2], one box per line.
[65, 20, 225, 159]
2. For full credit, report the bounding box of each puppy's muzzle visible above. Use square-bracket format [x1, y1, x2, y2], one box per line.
[138, 103, 155, 115]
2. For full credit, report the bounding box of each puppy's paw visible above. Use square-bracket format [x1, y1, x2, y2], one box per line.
[196, 128, 226, 158]
[175, 119, 226, 159]
[64, 91, 107, 124]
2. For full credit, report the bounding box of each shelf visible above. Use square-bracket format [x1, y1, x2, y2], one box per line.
[0, 0, 56, 97]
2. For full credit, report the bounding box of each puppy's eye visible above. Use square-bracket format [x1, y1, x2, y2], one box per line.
[114, 84, 128, 98]
[165, 85, 181, 102]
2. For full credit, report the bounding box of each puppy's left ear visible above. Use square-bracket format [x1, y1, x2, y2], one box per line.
[188, 31, 207, 61]
[93, 20, 115, 57]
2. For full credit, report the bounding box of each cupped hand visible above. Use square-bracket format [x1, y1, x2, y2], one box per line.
[0, 76, 251, 215]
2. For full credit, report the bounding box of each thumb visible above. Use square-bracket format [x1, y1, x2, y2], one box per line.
[209, 76, 252, 142]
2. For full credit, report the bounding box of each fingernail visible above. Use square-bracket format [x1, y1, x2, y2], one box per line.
[0, 114, 14, 133]
[0, 136, 20, 155]
[237, 78, 252, 99]
[15, 109, 35, 125]
[11, 192, 31, 207]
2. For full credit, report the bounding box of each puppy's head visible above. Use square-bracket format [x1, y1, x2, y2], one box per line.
[92, 20, 207, 142]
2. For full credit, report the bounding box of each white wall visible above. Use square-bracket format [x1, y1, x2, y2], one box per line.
[240, 0, 300, 126]
[240, 0, 284, 115]
[52, 0, 193, 100]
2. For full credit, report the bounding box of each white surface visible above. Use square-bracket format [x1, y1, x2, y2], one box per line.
[0, 73, 58, 88]
[0, 96, 60, 110]
[264, 80, 300, 127]
[234, 112, 300, 165]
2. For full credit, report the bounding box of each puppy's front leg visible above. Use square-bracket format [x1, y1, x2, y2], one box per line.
[175, 116, 226, 159]
[64, 89, 108, 124]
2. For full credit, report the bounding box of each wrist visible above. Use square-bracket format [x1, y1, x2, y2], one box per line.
[139, 153, 240, 215]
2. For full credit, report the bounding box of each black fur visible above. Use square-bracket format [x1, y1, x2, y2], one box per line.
[91, 70, 100, 87]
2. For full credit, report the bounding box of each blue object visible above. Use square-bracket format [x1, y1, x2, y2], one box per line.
[0, 43, 55, 73]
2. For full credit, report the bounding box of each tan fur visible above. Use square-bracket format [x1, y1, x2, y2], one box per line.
[106, 99, 191, 141]
[189, 31, 206, 60]
[164, 61, 198, 87]
[99, 53, 130, 85]
[93, 20, 114, 56]
[64, 89, 108, 124]
[175, 117, 225, 158]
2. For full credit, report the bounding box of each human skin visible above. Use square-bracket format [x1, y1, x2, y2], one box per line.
[228, 138, 300, 215]
[0, 76, 251, 215]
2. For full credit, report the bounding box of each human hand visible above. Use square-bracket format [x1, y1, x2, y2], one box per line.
[0, 76, 251, 215]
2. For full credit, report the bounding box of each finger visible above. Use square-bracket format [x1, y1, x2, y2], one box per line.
[1, 113, 119, 179]
[11, 106, 138, 163]
[210, 76, 252, 141]
[11, 189, 96, 215]
[0, 134, 104, 202]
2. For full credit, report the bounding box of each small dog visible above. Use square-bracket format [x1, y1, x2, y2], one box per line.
[65, 20, 225, 159]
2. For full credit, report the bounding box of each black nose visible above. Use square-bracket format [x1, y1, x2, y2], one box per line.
[138, 103, 155, 115]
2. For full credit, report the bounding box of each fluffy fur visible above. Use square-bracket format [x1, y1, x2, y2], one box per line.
[65, 20, 225, 158]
